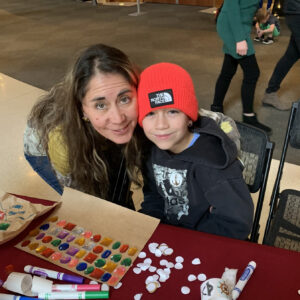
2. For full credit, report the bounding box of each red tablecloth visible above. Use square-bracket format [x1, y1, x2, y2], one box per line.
[1, 195, 300, 300]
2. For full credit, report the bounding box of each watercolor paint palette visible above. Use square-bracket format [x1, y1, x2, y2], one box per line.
[16, 216, 138, 285]
[15, 188, 159, 286]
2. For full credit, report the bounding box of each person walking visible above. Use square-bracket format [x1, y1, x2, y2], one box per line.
[211, 0, 272, 135]
[262, 0, 300, 111]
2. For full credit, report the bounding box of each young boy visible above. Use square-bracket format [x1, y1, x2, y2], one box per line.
[138, 63, 253, 240]
[254, 8, 280, 44]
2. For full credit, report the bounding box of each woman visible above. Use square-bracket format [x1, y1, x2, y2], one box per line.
[211, 0, 272, 135]
[24, 44, 144, 209]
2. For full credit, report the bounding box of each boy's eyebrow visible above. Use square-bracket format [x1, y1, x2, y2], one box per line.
[90, 89, 132, 102]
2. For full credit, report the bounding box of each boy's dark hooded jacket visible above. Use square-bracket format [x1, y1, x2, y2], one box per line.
[140, 117, 253, 240]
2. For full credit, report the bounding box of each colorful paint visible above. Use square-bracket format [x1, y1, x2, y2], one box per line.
[16, 216, 138, 286]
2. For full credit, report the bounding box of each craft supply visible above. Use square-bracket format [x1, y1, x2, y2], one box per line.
[232, 261, 256, 300]
[38, 291, 109, 299]
[2, 272, 34, 296]
[201, 278, 230, 300]
[18, 214, 141, 286]
[181, 286, 190, 295]
[0, 294, 42, 300]
[221, 268, 238, 293]
[31, 276, 53, 293]
[24, 265, 84, 284]
[52, 283, 101, 292]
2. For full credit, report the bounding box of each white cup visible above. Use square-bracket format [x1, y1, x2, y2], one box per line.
[200, 278, 230, 300]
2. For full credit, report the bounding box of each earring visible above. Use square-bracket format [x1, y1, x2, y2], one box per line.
[82, 116, 89, 122]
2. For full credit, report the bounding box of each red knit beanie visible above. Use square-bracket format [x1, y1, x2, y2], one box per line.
[138, 62, 199, 126]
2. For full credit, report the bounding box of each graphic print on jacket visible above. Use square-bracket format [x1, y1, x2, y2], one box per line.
[153, 164, 189, 221]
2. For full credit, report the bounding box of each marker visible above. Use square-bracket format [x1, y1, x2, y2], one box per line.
[52, 283, 101, 292]
[232, 261, 256, 300]
[38, 291, 109, 299]
[0, 294, 42, 300]
[24, 265, 84, 284]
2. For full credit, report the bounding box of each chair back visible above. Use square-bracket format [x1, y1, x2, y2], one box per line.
[236, 122, 274, 242]
[263, 100, 300, 251]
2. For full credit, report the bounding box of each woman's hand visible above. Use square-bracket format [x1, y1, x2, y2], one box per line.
[236, 40, 248, 56]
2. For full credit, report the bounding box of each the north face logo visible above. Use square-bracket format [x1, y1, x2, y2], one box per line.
[148, 89, 174, 108]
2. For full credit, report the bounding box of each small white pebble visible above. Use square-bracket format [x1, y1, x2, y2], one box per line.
[133, 267, 142, 274]
[175, 256, 184, 263]
[114, 282, 122, 289]
[298, 290, 300, 295]
[175, 262, 183, 270]
[152, 274, 159, 281]
[158, 245, 168, 252]
[134, 293, 143, 300]
[145, 276, 154, 284]
[89, 280, 98, 284]
[156, 268, 164, 274]
[155, 249, 162, 257]
[163, 268, 171, 275]
[140, 263, 150, 271]
[181, 286, 190, 295]
[164, 248, 174, 255]
[101, 284, 109, 291]
[149, 242, 159, 248]
[159, 276, 167, 282]
[197, 273, 207, 281]
[188, 274, 197, 281]
[149, 266, 157, 272]
[160, 259, 168, 266]
[138, 251, 147, 258]
[192, 258, 201, 265]
[144, 258, 152, 264]
[146, 282, 157, 293]
[148, 242, 159, 253]
[166, 262, 174, 268]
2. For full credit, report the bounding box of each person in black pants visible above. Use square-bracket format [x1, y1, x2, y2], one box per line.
[211, 0, 272, 135]
[262, 0, 300, 111]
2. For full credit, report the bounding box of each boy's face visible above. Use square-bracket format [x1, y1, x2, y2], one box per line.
[142, 108, 194, 154]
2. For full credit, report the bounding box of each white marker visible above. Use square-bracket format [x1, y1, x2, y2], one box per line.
[52, 284, 101, 292]
[38, 291, 109, 299]
[232, 261, 256, 300]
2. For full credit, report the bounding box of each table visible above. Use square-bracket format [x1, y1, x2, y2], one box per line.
[1, 195, 300, 300]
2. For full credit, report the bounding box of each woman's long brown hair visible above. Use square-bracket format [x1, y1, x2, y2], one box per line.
[28, 44, 143, 199]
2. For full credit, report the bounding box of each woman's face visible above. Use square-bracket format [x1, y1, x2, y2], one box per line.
[82, 72, 138, 144]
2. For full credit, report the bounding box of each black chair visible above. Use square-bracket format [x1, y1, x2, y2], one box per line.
[263, 101, 300, 251]
[236, 122, 274, 242]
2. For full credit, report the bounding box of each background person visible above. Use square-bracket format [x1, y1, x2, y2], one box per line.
[211, 0, 272, 135]
[254, 7, 280, 44]
[262, 0, 300, 111]
[24, 44, 143, 209]
[138, 63, 254, 240]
